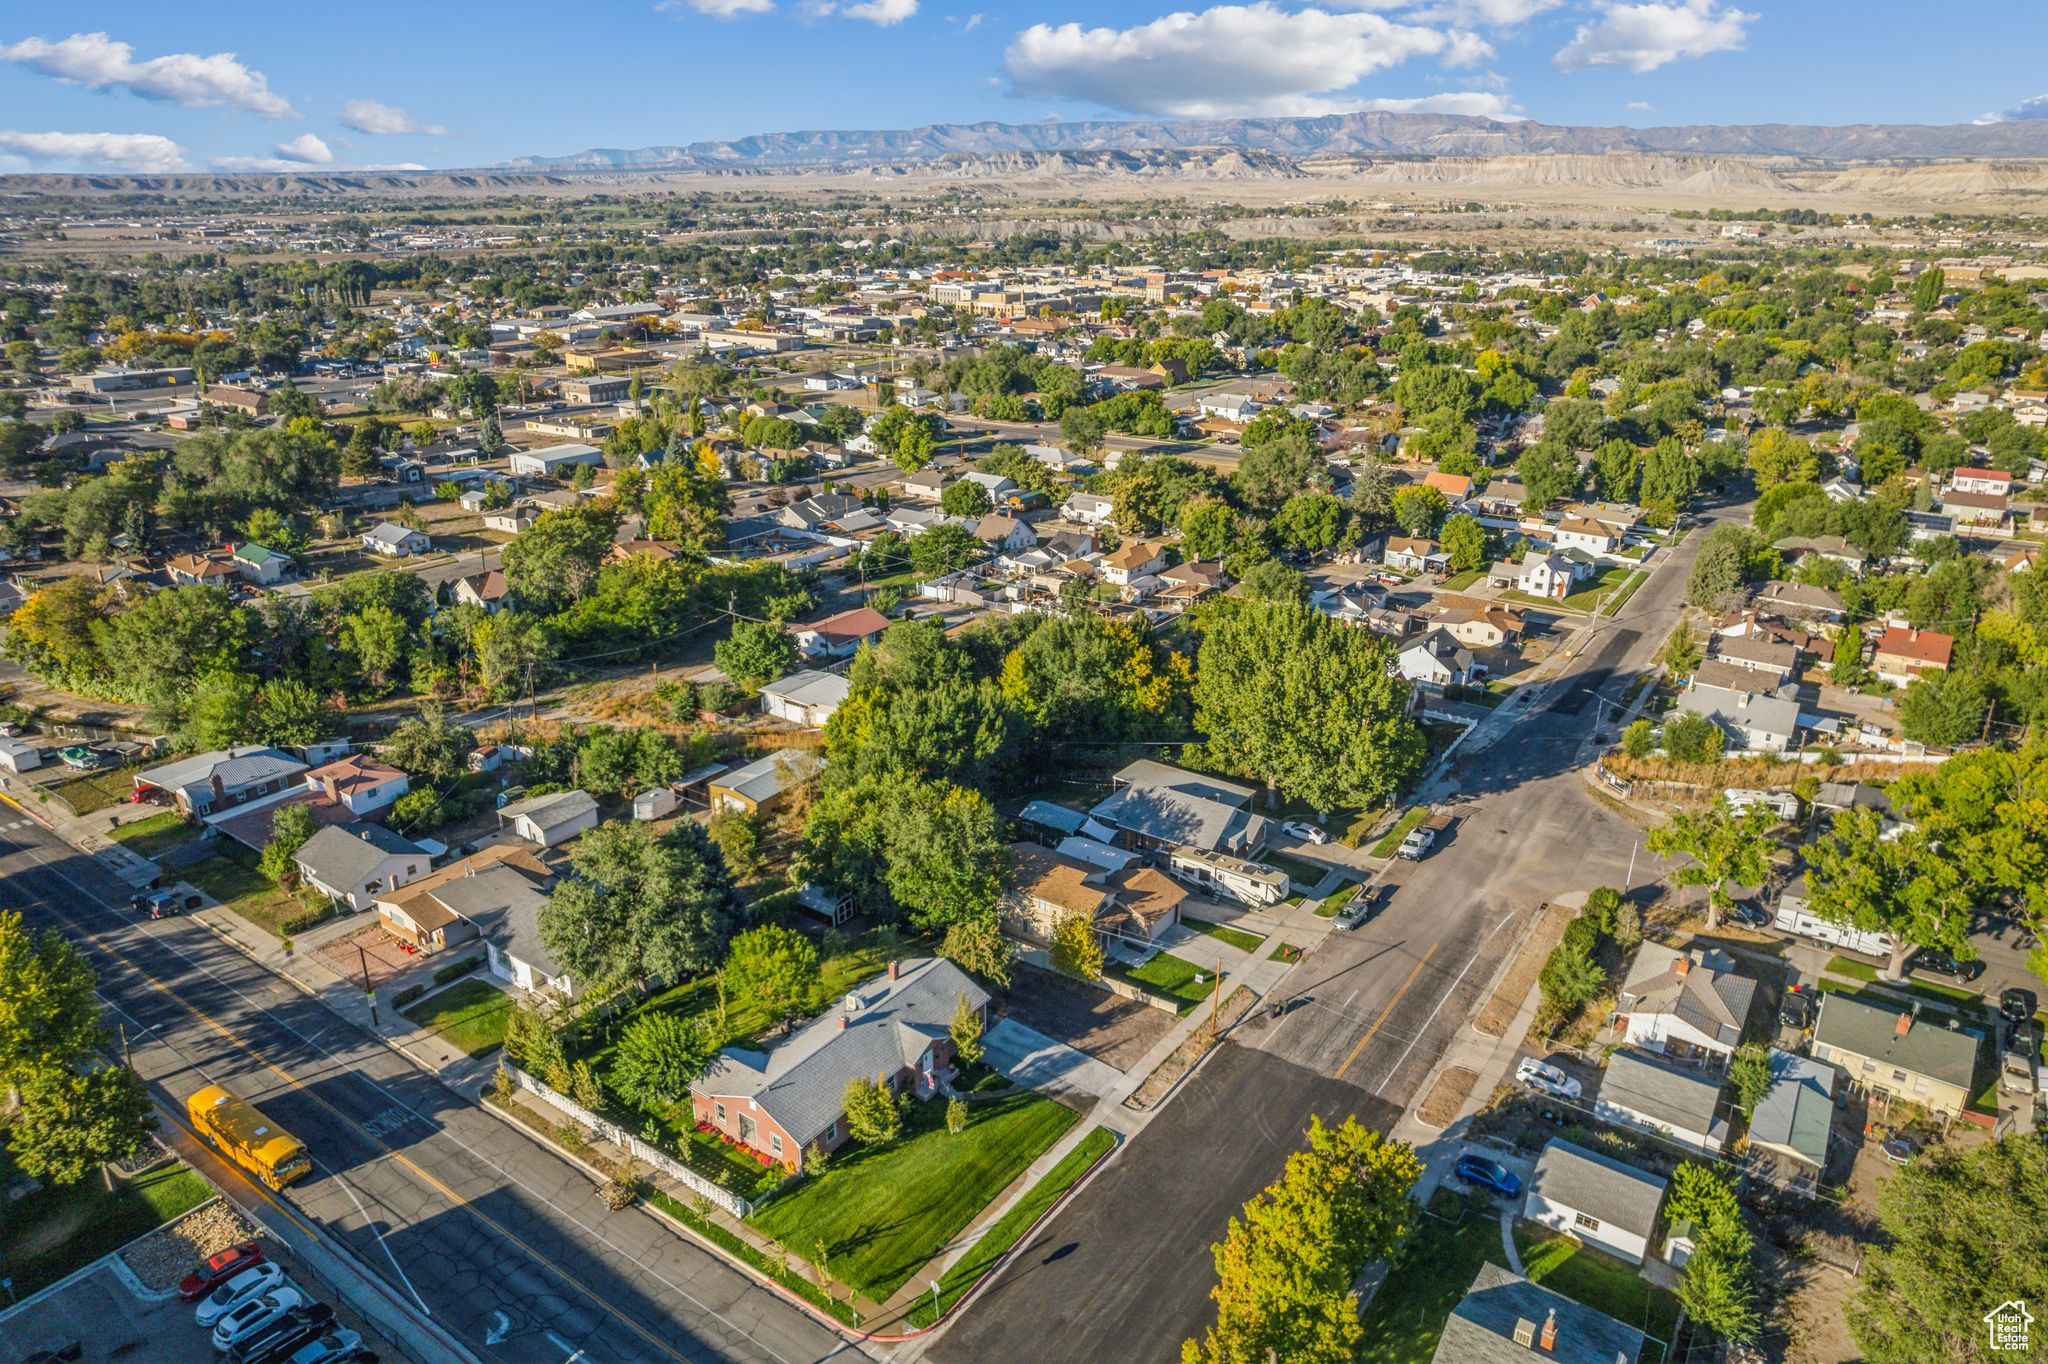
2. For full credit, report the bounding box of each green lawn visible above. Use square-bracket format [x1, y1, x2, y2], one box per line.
[106, 810, 200, 859]
[749, 1090, 1079, 1302]
[1265, 850, 1329, 886]
[1561, 567, 1639, 613]
[1515, 1223, 1680, 1364]
[1438, 567, 1484, 591]
[1184, 916, 1266, 954]
[401, 977, 513, 1057]
[1356, 1191, 1508, 1364]
[1112, 951, 1224, 1011]
[47, 765, 147, 815]
[1, 1153, 215, 1297]
[906, 1126, 1116, 1326]
[1371, 806, 1432, 858]
[1823, 955, 1980, 1006]
[182, 855, 336, 940]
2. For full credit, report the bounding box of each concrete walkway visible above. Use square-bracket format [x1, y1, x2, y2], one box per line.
[1499, 1209, 1525, 1274]
[982, 1017, 1121, 1100]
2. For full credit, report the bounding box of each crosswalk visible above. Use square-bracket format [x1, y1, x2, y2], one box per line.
[0, 819, 30, 830]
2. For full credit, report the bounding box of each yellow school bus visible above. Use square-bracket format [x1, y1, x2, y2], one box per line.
[187, 1084, 311, 1190]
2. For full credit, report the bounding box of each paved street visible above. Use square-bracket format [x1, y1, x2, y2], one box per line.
[931, 504, 1732, 1364]
[0, 816, 867, 1364]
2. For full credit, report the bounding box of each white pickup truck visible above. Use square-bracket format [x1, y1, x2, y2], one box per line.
[1396, 812, 1454, 860]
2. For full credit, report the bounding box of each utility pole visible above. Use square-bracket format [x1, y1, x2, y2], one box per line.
[357, 943, 379, 1026]
[1208, 955, 1223, 1046]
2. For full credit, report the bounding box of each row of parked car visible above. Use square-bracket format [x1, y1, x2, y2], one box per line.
[180, 1242, 374, 1364]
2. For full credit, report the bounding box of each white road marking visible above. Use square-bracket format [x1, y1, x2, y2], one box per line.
[324, 1160, 432, 1316]
[486, 1311, 511, 1345]
[1375, 910, 1520, 1098]
[547, 1330, 591, 1362]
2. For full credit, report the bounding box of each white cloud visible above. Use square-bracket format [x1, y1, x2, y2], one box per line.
[953, 12, 986, 31]
[1357, 90, 1517, 117]
[1976, 94, 2048, 125]
[1553, 0, 1752, 73]
[1005, 4, 1491, 118]
[655, 0, 776, 17]
[842, 0, 918, 21]
[0, 32, 294, 117]
[1626, 100, 1653, 110]
[0, 130, 189, 173]
[1397, 0, 1563, 23]
[338, 98, 448, 136]
[273, 133, 334, 164]
[213, 154, 425, 173]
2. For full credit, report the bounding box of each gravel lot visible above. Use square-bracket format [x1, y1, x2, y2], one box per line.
[120, 1197, 258, 1292]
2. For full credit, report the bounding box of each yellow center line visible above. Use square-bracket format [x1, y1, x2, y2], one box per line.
[1334, 942, 1437, 1081]
[82, 909, 702, 1364]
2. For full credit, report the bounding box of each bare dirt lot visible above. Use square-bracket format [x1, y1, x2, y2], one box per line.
[1000, 966, 1176, 1072]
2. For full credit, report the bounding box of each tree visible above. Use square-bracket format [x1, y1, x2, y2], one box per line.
[1231, 431, 1324, 512]
[707, 809, 766, 881]
[500, 503, 621, 615]
[1830, 623, 1868, 687]
[1686, 524, 1765, 611]
[259, 802, 318, 883]
[1621, 718, 1654, 759]
[842, 1074, 902, 1146]
[539, 821, 737, 989]
[1050, 911, 1103, 982]
[642, 456, 730, 553]
[1898, 670, 1988, 748]
[1805, 806, 1972, 980]
[940, 480, 992, 518]
[949, 994, 984, 1068]
[1646, 803, 1776, 929]
[1538, 934, 1607, 1016]
[609, 1012, 715, 1116]
[714, 619, 797, 691]
[723, 925, 822, 1033]
[1193, 599, 1425, 812]
[940, 916, 1012, 989]
[1726, 1043, 1772, 1117]
[1183, 1117, 1420, 1364]
[0, 912, 103, 1096]
[1747, 427, 1818, 489]
[1515, 437, 1582, 510]
[1909, 265, 1946, 312]
[1665, 1164, 1759, 1345]
[1390, 484, 1448, 538]
[503, 1004, 569, 1087]
[1238, 558, 1308, 604]
[382, 703, 475, 779]
[1438, 515, 1486, 573]
[1660, 619, 1703, 676]
[9, 1064, 156, 1184]
[389, 788, 444, 836]
[256, 679, 334, 748]
[946, 1095, 969, 1136]
[341, 602, 409, 692]
[1661, 710, 1725, 764]
[1849, 1133, 2048, 1362]
[907, 522, 986, 578]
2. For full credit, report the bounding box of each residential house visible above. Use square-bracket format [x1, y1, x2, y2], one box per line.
[1088, 759, 1269, 859]
[135, 747, 310, 820]
[1523, 1139, 1668, 1266]
[689, 958, 990, 1172]
[1811, 992, 1978, 1119]
[1613, 943, 1757, 1066]
[1397, 628, 1477, 689]
[294, 823, 430, 913]
[231, 543, 289, 585]
[1467, 482, 1529, 529]
[1752, 580, 1843, 623]
[897, 469, 948, 501]
[1431, 1262, 1644, 1364]
[1062, 490, 1115, 526]
[960, 471, 1017, 502]
[163, 551, 240, 588]
[760, 670, 851, 728]
[453, 570, 510, 613]
[1870, 626, 1954, 687]
[1593, 1049, 1730, 1155]
[373, 844, 552, 956]
[791, 606, 892, 660]
[1676, 678, 1802, 753]
[708, 750, 824, 816]
[1951, 467, 2014, 497]
[1772, 535, 1868, 577]
[1554, 516, 1622, 557]
[506, 443, 604, 478]
[1101, 541, 1168, 587]
[973, 513, 1037, 555]
[1001, 841, 1190, 952]
[1427, 596, 1525, 649]
[496, 789, 600, 847]
[1157, 559, 1226, 609]
[303, 754, 410, 818]
[361, 523, 431, 557]
[1423, 470, 1472, 506]
[1942, 489, 2014, 537]
[1383, 537, 1447, 575]
[1516, 549, 1584, 600]
[483, 506, 539, 536]
[1747, 1049, 1836, 1175]
[1706, 633, 1799, 684]
[1199, 392, 1259, 421]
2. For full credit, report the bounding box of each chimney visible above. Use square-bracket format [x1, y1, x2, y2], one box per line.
[838, 1016, 848, 1031]
[1540, 1307, 1556, 1352]
[1896, 1011, 1913, 1037]
[1673, 956, 1691, 979]
[888, 960, 900, 982]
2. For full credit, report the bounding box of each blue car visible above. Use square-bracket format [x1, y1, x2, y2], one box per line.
[1455, 1153, 1523, 1199]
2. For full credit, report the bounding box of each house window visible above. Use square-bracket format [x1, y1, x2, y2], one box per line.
[1573, 1212, 1601, 1233]
[770, 1135, 783, 1157]
[824, 1120, 837, 1144]
[715, 1103, 726, 1124]
[1891, 1070, 1908, 1084]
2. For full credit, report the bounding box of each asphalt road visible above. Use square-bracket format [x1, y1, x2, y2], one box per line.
[0, 817, 868, 1364]
[932, 505, 1731, 1364]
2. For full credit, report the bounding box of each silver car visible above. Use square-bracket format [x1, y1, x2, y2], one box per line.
[1515, 1057, 1583, 1102]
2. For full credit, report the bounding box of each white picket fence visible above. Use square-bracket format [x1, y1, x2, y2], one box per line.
[510, 1066, 753, 1218]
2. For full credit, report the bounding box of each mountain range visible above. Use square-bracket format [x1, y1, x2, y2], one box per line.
[498, 111, 2048, 173]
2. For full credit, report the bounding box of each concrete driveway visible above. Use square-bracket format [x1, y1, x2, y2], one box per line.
[982, 1017, 1123, 1099]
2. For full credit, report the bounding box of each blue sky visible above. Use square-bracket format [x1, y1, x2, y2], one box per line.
[0, 3, 2044, 172]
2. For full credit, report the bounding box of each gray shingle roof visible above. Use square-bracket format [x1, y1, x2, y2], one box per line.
[498, 788, 599, 830]
[440, 866, 563, 980]
[1813, 993, 1979, 1091]
[1748, 1049, 1835, 1168]
[1528, 1140, 1667, 1240]
[693, 958, 989, 1147]
[294, 823, 425, 888]
[1091, 760, 1264, 854]
[1619, 944, 1757, 1049]
[1433, 1262, 1643, 1364]
[761, 670, 851, 712]
[1597, 1049, 1727, 1141]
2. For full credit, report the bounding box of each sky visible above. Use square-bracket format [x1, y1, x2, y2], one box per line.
[0, 3, 2045, 173]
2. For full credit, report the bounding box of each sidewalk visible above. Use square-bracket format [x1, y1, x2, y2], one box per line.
[3, 774, 165, 889]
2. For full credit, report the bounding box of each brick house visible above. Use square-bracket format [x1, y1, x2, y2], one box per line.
[689, 958, 990, 1172]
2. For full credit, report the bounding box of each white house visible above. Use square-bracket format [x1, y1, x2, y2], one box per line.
[1199, 392, 1260, 421]
[361, 523, 431, 557]
[791, 606, 892, 660]
[1594, 1049, 1730, 1155]
[294, 823, 429, 913]
[303, 754, 410, 818]
[231, 543, 290, 585]
[1524, 1139, 1668, 1266]
[1101, 541, 1169, 587]
[1062, 491, 1115, 527]
[1516, 549, 1583, 600]
[1397, 628, 1477, 689]
[507, 443, 604, 478]
[1614, 944, 1757, 1066]
[497, 789, 600, 847]
[761, 669, 851, 727]
[1554, 516, 1622, 557]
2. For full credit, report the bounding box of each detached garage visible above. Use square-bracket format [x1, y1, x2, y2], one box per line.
[0, 738, 41, 773]
[761, 670, 850, 728]
[1523, 1139, 1668, 1266]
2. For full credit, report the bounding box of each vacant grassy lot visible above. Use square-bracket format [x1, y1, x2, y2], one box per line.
[182, 855, 333, 940]
[400, 977, 513, 1057]
[2, 1150, 215, 1297]
[1371, 806, 1432, 858]
[47, 766, 145, 815]
[1113, 951, 1223, 1011]
[106, 810, 200, 859]
[748, 1090, 1078, 1302]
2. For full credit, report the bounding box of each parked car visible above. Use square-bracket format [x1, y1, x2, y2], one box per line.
[2002, 988, 2038, 1024]
[178, 1241, 265, 1302]
[232, 1306, 337, 1364]
[195, 1263, 287, 1326]
[1396, 812, 1454, 861]
[274, 1327, 361, 1364]
[133, 890, 184, 919]
[1515, 1057, 1583, 1102]
[1279, 819, 1329, 846]
[1726, 904, 1771, 929]
[1779, 983, 1815, 1031]
[1454, 1152, 1523, 1198]
[1335, 884, 1388, 931]
[1911, 948, 1986, 986]
[213, 1287, 310, 1353]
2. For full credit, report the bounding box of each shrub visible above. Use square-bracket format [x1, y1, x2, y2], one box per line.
[842, 1074, 903, 1146]
[1663, 711, 1726, 764]
[1621, 718, 1655, 759]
